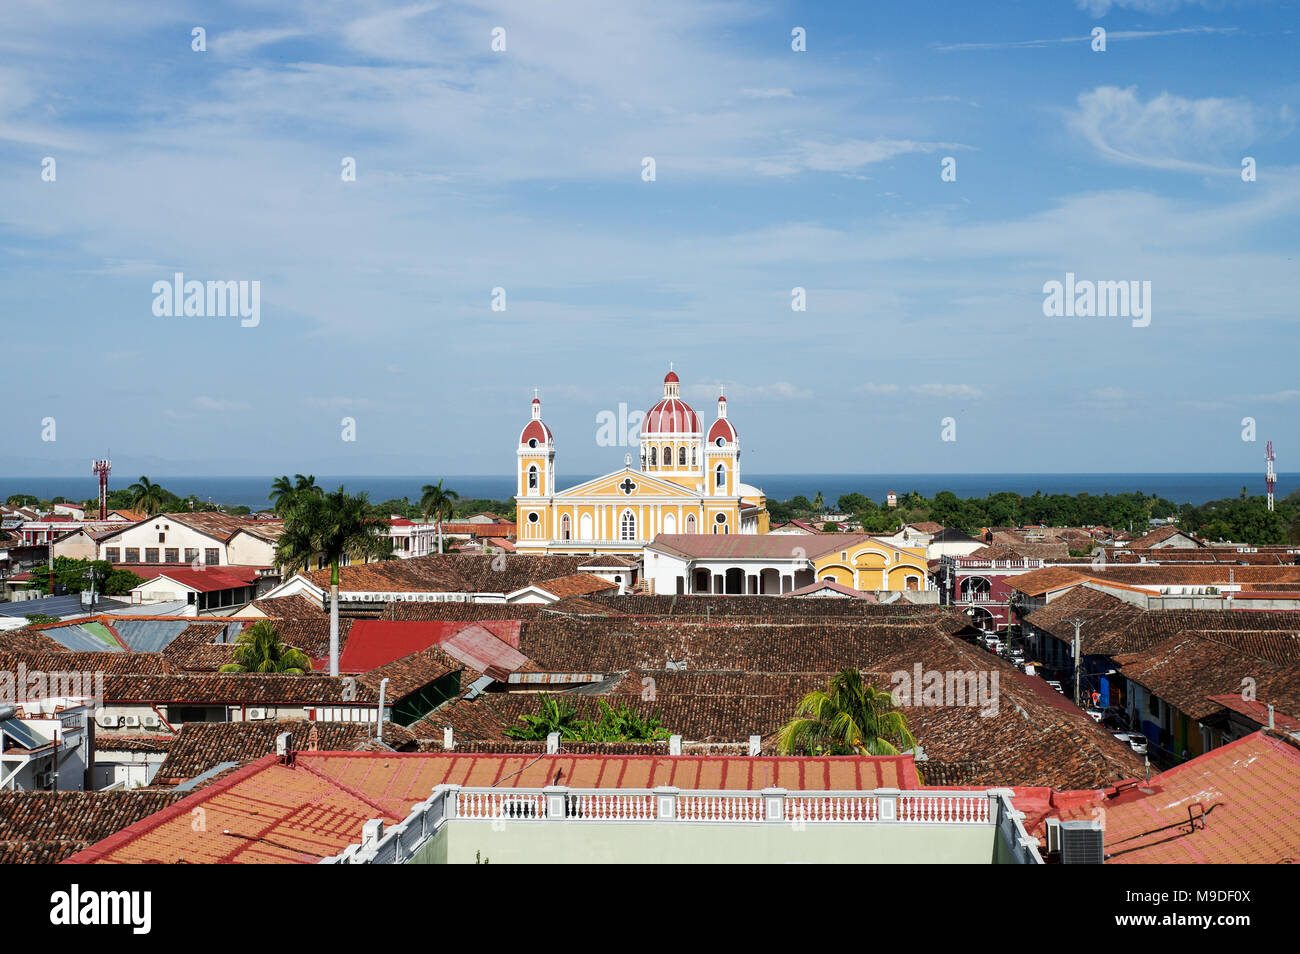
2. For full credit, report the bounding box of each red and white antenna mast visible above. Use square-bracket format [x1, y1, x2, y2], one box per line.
[1266, 441, 1276, 513]
[92, 457, 112, 520]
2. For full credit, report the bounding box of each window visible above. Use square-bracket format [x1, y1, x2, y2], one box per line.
[650, 447, 657, 466]
[715, 464, 725, 488]
[561, 514, 571, 540]
[205, 548, 220, 565]
[184, 548, 199, 564]
[165, 548, 179, 563]
[528, 465, 538, 490]
[125, 548, 139, 562]
[678, 446, 686, 465]
[105, 548, 120, 562]
[686, 514, 697, 533]
[620, 510, 636, 541]
[662, 445, 671, 467]
[527, 511, 539, 523]
[158, 532, 166, 543]
[691, 447, 697, 466]
[716, 437, 725, 447]
[145, 548, 159, 563]
[528, 438, 538, 448]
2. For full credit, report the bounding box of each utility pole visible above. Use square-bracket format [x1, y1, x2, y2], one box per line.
[1063, 617, 1086, 708]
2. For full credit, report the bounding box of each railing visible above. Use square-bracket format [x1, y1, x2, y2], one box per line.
[323, 785, 1003, 864]
[955, 593, 1001, 605]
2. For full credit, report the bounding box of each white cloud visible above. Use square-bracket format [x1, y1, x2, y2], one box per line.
[935, 25, 1236, 52]
[195, 396, 252, 412]
[857, 383, 984, 399]
[1067, 85, 1264, 173]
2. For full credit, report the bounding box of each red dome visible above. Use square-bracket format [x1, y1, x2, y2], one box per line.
[519, 419, 552, 445]
[664, 370, 679, 384]
[642, 398, 700, 435]
[707, 418, 737, 444]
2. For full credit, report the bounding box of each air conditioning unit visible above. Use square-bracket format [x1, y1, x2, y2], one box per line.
[97, 714, 120, 728]
[1045, 818, 1062, 855]
[247, 708, 267, 721]
[122, 715, 141, 728]
[35, 772, 54, 788]
[1061, 820, 1105, 864]
[141, 713, 160, 728]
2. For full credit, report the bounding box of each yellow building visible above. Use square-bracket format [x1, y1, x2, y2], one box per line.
[644, 533, 928, 595]
[515, 369, 769, 556]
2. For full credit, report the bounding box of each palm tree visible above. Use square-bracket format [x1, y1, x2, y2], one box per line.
[269, 473, 324, 516]
[776, 668, 916, 756]
[275, 488, 392, 676]
[127, 476, 166, 516]
[812, 491, 824, 513]
[219, 620, 312, 674]
[419, 479, 459, 554]
[503, 696, 586, 741]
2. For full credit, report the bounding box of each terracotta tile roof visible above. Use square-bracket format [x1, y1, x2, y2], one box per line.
[355, 643, 466, 700]
[300, 553, 590, 595]
[1114, 633, 1287, 720]
[1007, 567, 1091, 597]
[101, 672, 380, 705]
[68, 749, 928, 864]
[1126, 525, 1203, 548]
[1102, 732, 1300, 863]
[166, 511, 273, 542]
[274, 616, 355, 661]
[250, 593, 326, 617]
[154, 720, 418, 782]
[0, 791, 184, 864]
[0, 649, 177, 676]
[541, 596, 631, 617]
[783, 580, 877, 599]
[66, 756, 408, 864]
[578, 554, 638, 568]
[378, 601, 541, 623]
[418, 615, 1142, 790]
[1095, 565, 1300, 586]
[1204, 693, 1300, 732]
[0, 626, 69, 653]
[527, 573, 619, 599]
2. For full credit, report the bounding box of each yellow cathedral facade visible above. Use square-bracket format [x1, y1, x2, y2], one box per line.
[514, 368, 770, 556]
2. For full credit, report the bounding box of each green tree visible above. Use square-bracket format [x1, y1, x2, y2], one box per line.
[275, 488, 392, 676]
[269, 474, 324, 516]
[219, 620, 312, 674]
[812, 491, 825, 513]
[419, 479, 460, 554]
[127, 477, 167, 516]
[503, 696, 587, 741]
[777, 668, 916, 756]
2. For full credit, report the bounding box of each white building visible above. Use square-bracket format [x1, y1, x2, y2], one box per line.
[0, 698, 89, 792]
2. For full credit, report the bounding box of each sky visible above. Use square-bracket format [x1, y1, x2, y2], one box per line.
[1, 0, 1298, 479]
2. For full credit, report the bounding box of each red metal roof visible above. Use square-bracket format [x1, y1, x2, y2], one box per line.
[334, 619, 524, 674]
[128, 566, 261, 593]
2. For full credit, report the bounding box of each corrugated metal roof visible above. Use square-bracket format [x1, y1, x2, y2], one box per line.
[0, 594, 90, 619]
[46, 624, 122, 653]
[114, 620, 190, 652]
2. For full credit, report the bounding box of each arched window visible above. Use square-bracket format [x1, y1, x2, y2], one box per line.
[691, 446, 697, 467]
[561, 514, 571, 540]
[528, 465, 538, 490]
[664, 513, 677, 534]
[662, 445, 671, 467]
[649, 447, 657, 466]
[686, 514, 697, 533]
[620, 509, 637, 541]
[580, 513, 593, 540]
[678, 446, 686, 465]
[715, 464, 725, 488]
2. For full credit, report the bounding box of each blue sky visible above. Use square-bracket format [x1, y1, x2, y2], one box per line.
[1, 0, 1298, 479]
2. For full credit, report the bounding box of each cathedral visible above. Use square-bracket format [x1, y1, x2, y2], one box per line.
[514, 368, 770, 555]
